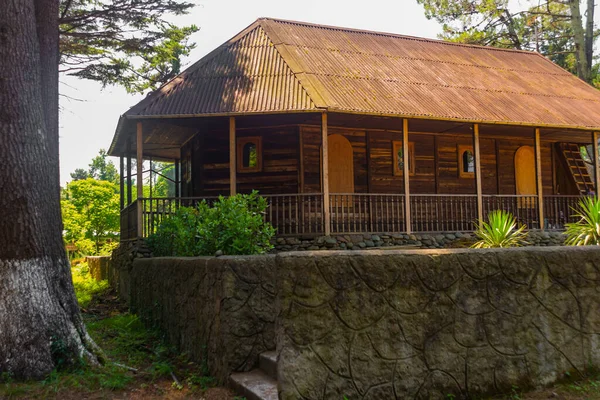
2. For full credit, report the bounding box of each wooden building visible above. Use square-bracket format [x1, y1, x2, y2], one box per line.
[109, 18, 600, 240]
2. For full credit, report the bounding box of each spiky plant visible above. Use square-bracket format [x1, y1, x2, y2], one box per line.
[472, 210, 528, 248]
[564, 196, 600, 246]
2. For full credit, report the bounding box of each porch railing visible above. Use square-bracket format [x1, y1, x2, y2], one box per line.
[411, 194, 478, 232]
[483, 195, 540, 229]
[122, 193, 588, 240]
[329, 193, 406, 234]
[543, 195, 583, 230]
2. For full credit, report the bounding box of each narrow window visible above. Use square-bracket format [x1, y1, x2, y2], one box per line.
[237, 136, 262, 172]
[393, 141, 415, 176]
[458, 145, 475, 178]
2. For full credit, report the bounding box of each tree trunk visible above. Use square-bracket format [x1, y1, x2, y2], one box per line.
[569, 0, 591, 82]
[585, 0, 595, 75]
[0, 0, 101, 379]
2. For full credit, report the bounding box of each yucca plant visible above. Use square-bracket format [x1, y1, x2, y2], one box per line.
[472, 210, 528, 248]
[564, 196, 600, 246]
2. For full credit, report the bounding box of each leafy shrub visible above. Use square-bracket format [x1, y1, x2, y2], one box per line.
[472, 210, 528, 248]
[71, 261, 109, 308]
[565, 196, 600, 246]
[147, 191, 275, 256]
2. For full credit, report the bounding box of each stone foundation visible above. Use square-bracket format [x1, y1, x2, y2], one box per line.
[272, 230, 567, 252]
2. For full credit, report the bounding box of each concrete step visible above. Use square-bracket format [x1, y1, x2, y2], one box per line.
[229, 369, 278, 400]
[259, 351, 278, 380]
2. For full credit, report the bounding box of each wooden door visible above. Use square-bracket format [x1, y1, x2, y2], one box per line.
[328, 134, 354, 194]
[515, 145, 536, 207]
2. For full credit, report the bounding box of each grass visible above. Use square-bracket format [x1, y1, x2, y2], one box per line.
[0, 264, 234, 399]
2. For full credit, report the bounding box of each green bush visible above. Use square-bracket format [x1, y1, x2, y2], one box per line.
[472, 210, 528, 248]
[565, 196, 600, 246]
[71, 261, 109, 308]
[147, 191, 275, 256]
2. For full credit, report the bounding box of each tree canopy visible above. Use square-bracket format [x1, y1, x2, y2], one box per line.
[416, 0, 597, 85]
[70, 148, 120, 184]
[59, 0, 198, 93]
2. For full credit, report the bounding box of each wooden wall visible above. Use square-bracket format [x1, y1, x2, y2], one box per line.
[185, 122, 576, 197]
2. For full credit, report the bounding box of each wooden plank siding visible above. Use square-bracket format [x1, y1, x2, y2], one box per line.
[182, 123, 574, 197]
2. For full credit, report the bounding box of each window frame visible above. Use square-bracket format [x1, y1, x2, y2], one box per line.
[237, 136, 262, 173]
[393, 141, 415, 176]
[458, 144, 475, 178]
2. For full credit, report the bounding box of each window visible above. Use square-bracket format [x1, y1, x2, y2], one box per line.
[237, 136, 262, 173]
[458, 145, 475, 178]
[393, 141, 415, 176]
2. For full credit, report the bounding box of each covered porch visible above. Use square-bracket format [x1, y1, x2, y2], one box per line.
[115, 112, 599, 240]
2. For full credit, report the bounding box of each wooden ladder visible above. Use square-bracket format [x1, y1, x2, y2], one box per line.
[558, 143, 595, 194]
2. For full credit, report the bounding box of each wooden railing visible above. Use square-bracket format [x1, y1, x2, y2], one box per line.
[329, 194, 406, 234]
[411, 194, 478, 232]
[264, 194, 324, 236]
[483, 195, 539, 229]
[120, 201, 138, 241]
[544, 195, 583, 230]
[120, 193, 588, 240]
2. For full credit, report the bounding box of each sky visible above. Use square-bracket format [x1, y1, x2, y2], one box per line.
[58, 0, 444, 185]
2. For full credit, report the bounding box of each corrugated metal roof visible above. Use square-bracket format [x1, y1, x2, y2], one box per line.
[126, 24, 317, 116]
[123, 17, 600, 129]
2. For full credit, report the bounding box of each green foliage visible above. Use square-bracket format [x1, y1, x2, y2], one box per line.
[70, 149, 119, 185]
[147, 191, 276, 256]
[59, 0, 198, 93]
[472, 210, 528, 248]
[71, 262, 110, 308]
[62, 178, 120, 255]
[565, 196, 600, 246]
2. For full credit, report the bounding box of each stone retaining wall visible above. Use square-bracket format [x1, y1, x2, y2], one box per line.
[272, 230, 566, 252]
[108, 245, 600, 398]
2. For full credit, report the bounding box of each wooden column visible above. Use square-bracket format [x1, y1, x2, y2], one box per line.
[473, 124, 483, 224]
[229, 116, 236, 196]
[175, 160, 180, 198]
[136, 121, 144, 237]
[322, 112, 331, 236]
[594, 131, 600, 196]
[534, 128, 545, 230]
[126, 139, 132, 205]
[403, 119, 411, 234]
[119, 156, 124, 210]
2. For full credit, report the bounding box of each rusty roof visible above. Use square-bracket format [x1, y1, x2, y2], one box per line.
[112, 17, 600, 155]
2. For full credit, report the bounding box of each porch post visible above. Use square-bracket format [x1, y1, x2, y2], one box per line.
[473, 124, 483, 224]
[119, 156, 124, 209]
[175, 160, 180, 198]
[593, 131, 600, 196]
[403, 119, 411, 234]
[229, 116, 236, 196]
[126, 139, 132, 205]
[322, 112, 331, 236]
[534, 128, 545, 230]
[136, 121, 144, 237]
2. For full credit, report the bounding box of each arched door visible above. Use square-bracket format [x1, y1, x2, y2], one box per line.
[328, 134, 354, 194]
[515, 145, 536, 207]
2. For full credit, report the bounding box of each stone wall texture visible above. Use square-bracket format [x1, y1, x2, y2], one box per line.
[276, 247, 600, 399]
[109, 246, 600, 398]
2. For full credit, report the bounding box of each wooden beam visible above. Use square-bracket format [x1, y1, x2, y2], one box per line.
[119, 156, 124, 210]
[594, 132, 600, 196]
[473, 124, 483, 224]
[136, 122, 144, 238]
[229, 116, 236, 195]
[535, 128, 545, 230]
[322, 112, 331, 236]
[403, 119, 411, 234]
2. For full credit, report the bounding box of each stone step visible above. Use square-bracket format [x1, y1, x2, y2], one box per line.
[229, 369, 278, 400]
[259, 351, 278, 380]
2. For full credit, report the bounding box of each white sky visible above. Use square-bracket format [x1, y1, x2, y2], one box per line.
[59, 0, 444, 185]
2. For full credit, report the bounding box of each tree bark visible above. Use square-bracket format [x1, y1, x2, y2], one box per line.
[569, 0, 591, 82]
[0, 0, 101, 379]
[585, 0, 595, 75]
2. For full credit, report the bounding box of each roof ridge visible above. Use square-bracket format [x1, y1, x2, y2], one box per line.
[258, 17, 542, 56]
